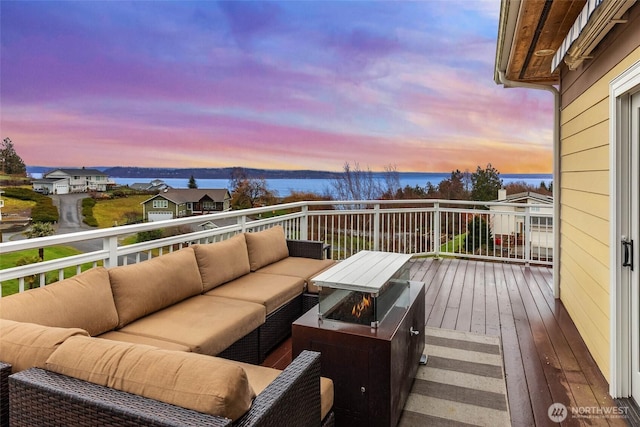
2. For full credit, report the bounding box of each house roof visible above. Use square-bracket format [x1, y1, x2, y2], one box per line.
[494, 0, 636, 85]
[32, 178, 68, 184]
[494, 191, 553, 204]
[142, 188, 231, 205]
[44, 168, 108, 177]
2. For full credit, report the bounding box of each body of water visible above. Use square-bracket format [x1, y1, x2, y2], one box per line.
[112, 173, 553, 197]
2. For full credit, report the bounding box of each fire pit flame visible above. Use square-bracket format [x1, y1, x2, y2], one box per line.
[351, 294, 372, 319]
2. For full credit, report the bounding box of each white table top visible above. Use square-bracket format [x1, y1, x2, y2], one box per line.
[312, 250, 413, 293]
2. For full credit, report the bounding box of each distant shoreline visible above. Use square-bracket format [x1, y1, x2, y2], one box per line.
[26, 166, 552, 180]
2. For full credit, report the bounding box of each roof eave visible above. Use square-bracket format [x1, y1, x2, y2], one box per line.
[494, 0, 522, 86]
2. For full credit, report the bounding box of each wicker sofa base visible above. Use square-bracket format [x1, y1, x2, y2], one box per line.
[218, 328, 261, 365]
[0, 362, 10, 427]
[259, 295, 303, 362]
[9, 351, 328, 427]
[302, 293, 319, 313]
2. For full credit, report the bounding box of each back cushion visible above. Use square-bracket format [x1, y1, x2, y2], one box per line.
[108, 247, 203, 328]
[46, 336, 256, 421]
[193, 234, 251, 292]
[0, 319, 89, 372]
[244, 226, 289, 271]
[0, 267, 118, 336]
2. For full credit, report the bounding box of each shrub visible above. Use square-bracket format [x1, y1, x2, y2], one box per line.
[82, 198, 98, 227]
[137, 229, 163, 243]
[31, 199, 58, 223]
[15, 255, 41, 289]
[464, 215, 493, 253]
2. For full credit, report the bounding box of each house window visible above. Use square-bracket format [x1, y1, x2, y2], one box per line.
[531, 216, 552, 231]
[202, 201, 215, 210]
[153, 199, 168, 209]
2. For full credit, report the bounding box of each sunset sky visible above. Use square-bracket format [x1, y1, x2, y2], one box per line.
[0, 1, 554, 173]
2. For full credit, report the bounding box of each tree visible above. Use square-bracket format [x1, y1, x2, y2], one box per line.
[464, 215, 493, 254]
[1, 137, 27, 176]
[229, 168, 277, 209]
[330, 161, 381, 201]
[188, 175, 198, 189]
[25, 222, 56, 261]
[438, 170, 469, 200]
[471, 163, 503, 201]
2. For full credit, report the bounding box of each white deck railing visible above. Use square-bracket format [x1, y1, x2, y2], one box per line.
[0, 199, 552, 296]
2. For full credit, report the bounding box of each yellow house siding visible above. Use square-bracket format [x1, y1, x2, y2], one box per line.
[560, 78, 611, 378]
[561, 188, 609, 221]
[560, 265, 610, 378]
[561, 120, 608, 157]
[561, 98, 608, 140]
[559, 46, 640, 381]
[561, 170, 608, 195]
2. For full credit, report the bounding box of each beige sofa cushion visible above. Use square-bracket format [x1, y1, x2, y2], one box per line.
[109, 247, 203, 328]
[0, 267, 118, 336]
[245, 226, 289, 271]
[0, 319, 89, 372]
[193, 234, 251, 292]
[205, 272, 304, 315]
[45, 336, 255, 421]
[117, 295, 265, 356]
[233, 360, 334, 421]
[98, 331, 191, 352]
[256, 257, 336, 285]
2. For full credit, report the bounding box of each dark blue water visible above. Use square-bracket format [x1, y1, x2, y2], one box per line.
[113, 173, 552, 197]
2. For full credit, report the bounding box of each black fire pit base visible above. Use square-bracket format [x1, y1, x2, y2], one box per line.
[293, 281, 425, 427]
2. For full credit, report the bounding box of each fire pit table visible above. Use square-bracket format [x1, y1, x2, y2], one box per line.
[292, 251, 425, 427]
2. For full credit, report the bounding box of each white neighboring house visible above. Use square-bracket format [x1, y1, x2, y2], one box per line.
[490, 190, 554, 261]
[32, 168, 114, 194]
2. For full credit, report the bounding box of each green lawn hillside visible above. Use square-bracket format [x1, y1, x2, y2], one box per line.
[1, 189, 149, 296]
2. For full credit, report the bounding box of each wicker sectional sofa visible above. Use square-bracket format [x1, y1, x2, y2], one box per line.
[0, 226, 336, 426]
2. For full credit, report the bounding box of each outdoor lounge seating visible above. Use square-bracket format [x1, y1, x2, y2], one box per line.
[0, 225, 336, 426]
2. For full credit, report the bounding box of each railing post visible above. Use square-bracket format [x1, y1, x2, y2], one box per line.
[434, 202, 441, 259]
[103, 236, 119, 268]
[300, 205, 309, 240]
[373, 203, 380, 251]
[238, 214, 247, 232]
[524, 206, 531, 267]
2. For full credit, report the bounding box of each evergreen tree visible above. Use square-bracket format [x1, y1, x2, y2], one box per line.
[188, 175, 198, 189]
[471, 163, 503, 201]
[437, 170, 469, 200]
[1, 137, 27, 176]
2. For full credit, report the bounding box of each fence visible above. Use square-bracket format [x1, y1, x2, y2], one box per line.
[0, 199, 553, 296]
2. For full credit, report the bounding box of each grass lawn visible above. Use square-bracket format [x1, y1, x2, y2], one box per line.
[0, 246, 100, 296]
[92, 195, 148, 228]
[440, 233, 466, 253]
[1, 196, 36, 215]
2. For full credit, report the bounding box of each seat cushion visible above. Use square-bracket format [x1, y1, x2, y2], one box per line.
[193, 234, 251, 292]
[117, 295, 265, 356]
[45, 336, 255, 421]
[233, 360, 334, 421]
[109, 247, 203, 328]
[0, 267, 118, 336]
[98, 330, 191, 352]
[205, 272, 304, 315]
[257, 257, 336, 286]
[0, 319, 89, 372]
[244, 226, 289, 271]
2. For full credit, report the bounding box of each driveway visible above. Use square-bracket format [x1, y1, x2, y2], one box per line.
[50, 194, 103, 253]
[51, 193, 90, 233]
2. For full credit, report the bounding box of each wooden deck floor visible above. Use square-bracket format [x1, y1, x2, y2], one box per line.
[263, 258, 628, 426]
